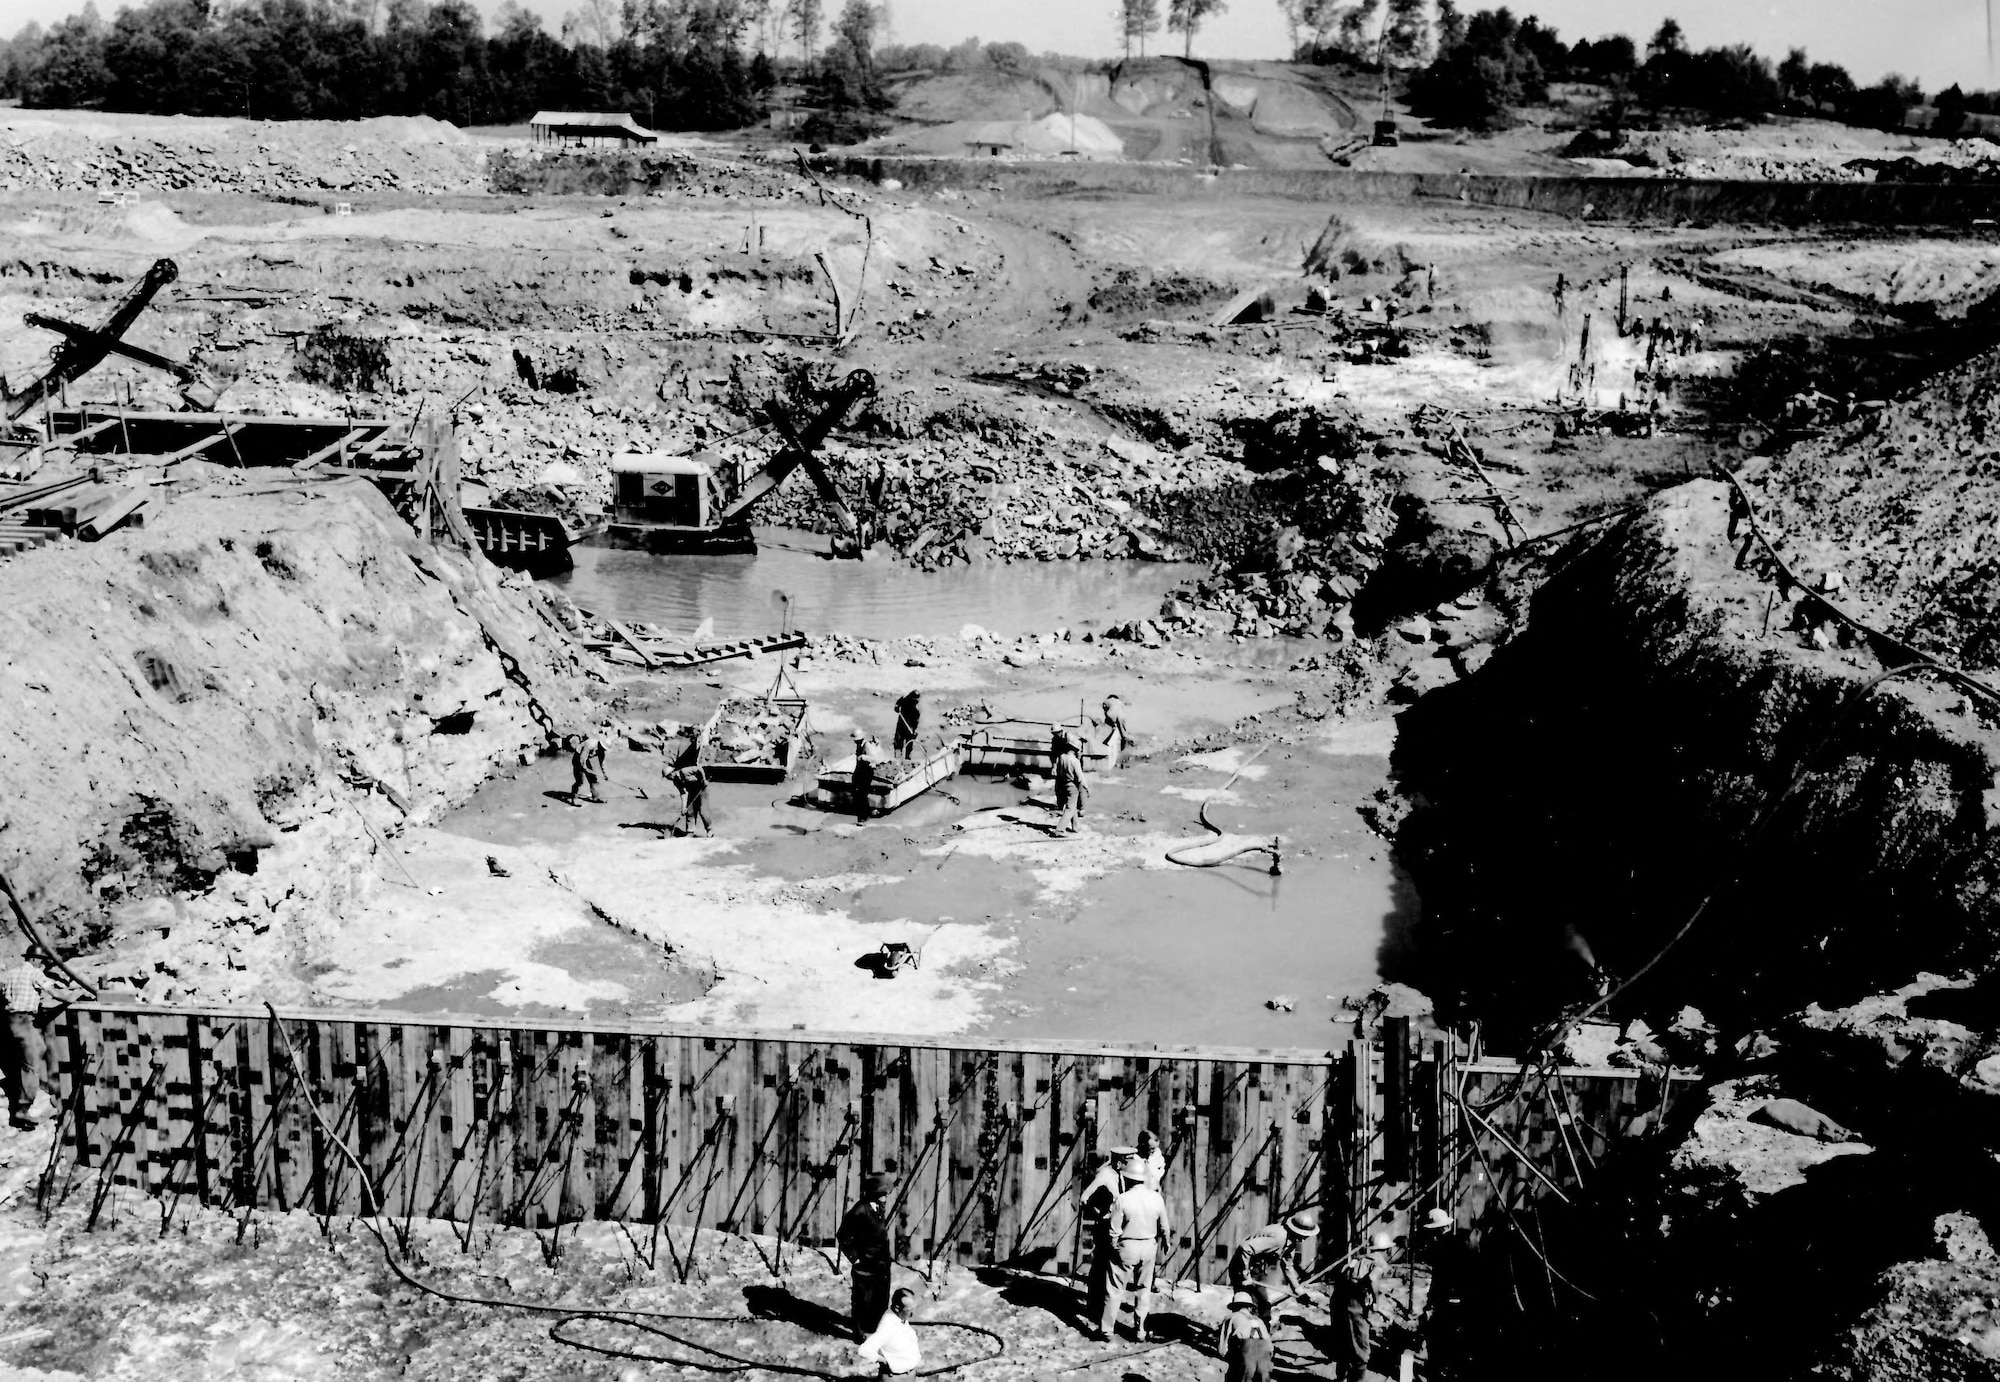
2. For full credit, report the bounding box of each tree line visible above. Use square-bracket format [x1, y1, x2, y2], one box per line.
[1286, 3, 1965, 136]
[0, 0, 898, 130]
[0, 0, 1978, 139]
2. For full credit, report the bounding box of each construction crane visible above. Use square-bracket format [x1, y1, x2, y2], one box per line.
[1371, 11, 1401, 147]
[2, 258, 219, 425]
[606, 369, 878, 557]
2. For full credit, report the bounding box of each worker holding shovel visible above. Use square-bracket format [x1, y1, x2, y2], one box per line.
[566, 726, 608, 806]
[666, 727, 711, 837]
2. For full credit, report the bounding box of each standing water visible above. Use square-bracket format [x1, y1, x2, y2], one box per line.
[549, 532, 1206, 642]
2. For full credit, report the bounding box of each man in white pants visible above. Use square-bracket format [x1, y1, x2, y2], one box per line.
[1096, 1154, 1171, 1341]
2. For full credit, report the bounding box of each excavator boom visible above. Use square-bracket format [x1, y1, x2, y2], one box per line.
[716, 369, 877, 529]
[3, 259, 215, 422]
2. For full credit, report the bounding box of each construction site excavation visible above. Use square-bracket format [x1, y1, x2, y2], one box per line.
[6, 35, 2000, 1382]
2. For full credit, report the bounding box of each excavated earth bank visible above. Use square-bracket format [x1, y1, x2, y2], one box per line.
[1390, 456, 2000, 1378]
[0, 479, 605, 1002]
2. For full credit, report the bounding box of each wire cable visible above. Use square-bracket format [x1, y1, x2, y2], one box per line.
[261, 1004, 1007, 1376]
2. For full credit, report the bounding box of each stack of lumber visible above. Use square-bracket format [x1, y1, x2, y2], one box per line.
[23, 480, 149, 539]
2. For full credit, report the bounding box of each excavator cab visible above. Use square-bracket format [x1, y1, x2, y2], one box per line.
[611, 453, 717, 529]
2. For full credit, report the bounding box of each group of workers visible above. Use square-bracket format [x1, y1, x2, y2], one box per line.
[563, 724, 711, 836]
[847, 690, 926, 821]
[846, 691, 1131, 829]
[834, 1145, 1468, 1380]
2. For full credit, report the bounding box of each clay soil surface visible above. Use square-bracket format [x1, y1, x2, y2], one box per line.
[1, 100, 1996, 1382]
[319, 636, 1410, 1044]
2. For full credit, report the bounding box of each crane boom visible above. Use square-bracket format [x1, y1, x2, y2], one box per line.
[3, 258, 189, 422]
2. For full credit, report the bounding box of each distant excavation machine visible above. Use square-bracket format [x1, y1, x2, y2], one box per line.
[1, 258, 220, 428]
[605, 369, 876, 557]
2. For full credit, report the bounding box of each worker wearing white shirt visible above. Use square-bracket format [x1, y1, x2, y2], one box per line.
[1097, 1157, 1171, 1341]
[858, 1287, 923, 1375]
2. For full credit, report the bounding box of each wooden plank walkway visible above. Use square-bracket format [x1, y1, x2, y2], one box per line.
[47, 1003, 1698, 1276]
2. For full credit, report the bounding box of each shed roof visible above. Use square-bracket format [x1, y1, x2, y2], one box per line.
[529, 111, 658, 141]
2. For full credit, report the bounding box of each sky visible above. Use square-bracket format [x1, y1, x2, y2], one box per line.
[0, 0, 1991, 93]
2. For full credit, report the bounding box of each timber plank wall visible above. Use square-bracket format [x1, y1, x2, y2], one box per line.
[52, 1003, 1694, 1277]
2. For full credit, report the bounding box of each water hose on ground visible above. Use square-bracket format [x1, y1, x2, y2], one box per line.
[1164, 740, 1282, 875]
[261, 1004, 1006, 1375]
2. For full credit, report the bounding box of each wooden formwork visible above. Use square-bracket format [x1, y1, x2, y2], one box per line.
[54, 1005, 1350, 1275]
[48, 1004, 1696, 1274]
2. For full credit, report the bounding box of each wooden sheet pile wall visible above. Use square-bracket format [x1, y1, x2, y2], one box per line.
[49, 1005, 1694, 1271]
[54, 1006, 1345, 1278]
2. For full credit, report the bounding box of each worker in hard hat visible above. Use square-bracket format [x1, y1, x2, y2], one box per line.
[1094, 1152, 1170, 1341]
[1415, 1206, 1473, 1377]
[1217, 1289, 1274, 1382]
[1051, 730, 1087, 836]
[1228, 1209, 1321, 1306]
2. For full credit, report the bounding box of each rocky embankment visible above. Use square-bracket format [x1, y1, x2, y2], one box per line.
[1387, 458, 2000, 1377]
[0, 479, 590, 1003]
[0, 111, 483, 196]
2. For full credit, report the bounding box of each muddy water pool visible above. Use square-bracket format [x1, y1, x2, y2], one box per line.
[550, 532, 1206, 641]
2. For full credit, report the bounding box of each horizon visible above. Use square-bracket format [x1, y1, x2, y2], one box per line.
[0, 0, 1989, 95]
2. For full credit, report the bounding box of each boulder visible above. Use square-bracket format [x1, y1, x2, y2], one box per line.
[1671, 1079, 1873, 1202]
[1935, 1212, 1998, 1264]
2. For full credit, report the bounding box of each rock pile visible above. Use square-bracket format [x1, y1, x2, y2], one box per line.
[702, 699, 798, 770]
[0, 114, 484, 196]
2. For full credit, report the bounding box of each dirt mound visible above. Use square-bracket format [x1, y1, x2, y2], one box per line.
[0, 481, 589, 986]
[1086, 266, 1237, 318]
[1709, 240, 2000, 318]
[0, 110, 486, 196]
[1748, 343, 2000, 673]
[1600, 118, 1979, 183]
[1304, 214, 1412, 279]
[889, 69, 1060, 123]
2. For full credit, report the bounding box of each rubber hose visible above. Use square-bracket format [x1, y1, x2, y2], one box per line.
[262, 1005, 1006, 1378]
[1165, 795, 1283, 876]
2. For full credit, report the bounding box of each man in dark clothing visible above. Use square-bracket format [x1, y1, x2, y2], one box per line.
[665, 727, 711, 836]
[852, 735, 878, 821]
[892, 691, 922, 760]
[1416, 1208, 1475, 1380]
[1328, 1234, 1386, 1382]
[837, 1172, 896, 1339]
[567, 728, 607, 805]
[1078, 1146, 1134, 1330]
